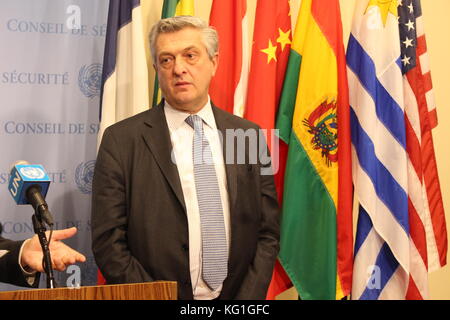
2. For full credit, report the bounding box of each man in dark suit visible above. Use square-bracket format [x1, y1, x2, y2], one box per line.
[91, 16, 280, 300]
[0, 227, 86, 286]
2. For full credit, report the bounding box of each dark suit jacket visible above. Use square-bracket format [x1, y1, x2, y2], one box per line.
[0, 237, 39, 287]
[91, 102, 280, 300]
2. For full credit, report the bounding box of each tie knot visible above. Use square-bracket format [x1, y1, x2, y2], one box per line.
[185, 114, 203, 131]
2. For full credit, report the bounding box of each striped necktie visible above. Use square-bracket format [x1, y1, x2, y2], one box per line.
[185, 114, 228, 291]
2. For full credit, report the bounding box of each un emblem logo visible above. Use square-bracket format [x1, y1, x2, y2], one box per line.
[20, 167, 45, 180]
[78, 63, 102, 98]
[75, 160, 95, 194]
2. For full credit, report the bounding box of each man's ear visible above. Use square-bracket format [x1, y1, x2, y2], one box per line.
[153, 63, 157, 72]
[211, 53, 219, 77]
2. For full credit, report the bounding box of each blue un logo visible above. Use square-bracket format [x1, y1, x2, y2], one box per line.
[75, 160, 96, 194]
[78, 63, 102, 98]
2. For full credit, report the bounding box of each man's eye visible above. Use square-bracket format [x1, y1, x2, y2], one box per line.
[160, 57, 173, 65]
[185, 53, 198, 60]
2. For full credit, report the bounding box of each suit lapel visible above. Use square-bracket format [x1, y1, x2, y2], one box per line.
[141, 103, 186, 212]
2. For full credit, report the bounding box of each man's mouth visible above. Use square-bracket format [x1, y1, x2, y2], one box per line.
[175, 81, 191, 87]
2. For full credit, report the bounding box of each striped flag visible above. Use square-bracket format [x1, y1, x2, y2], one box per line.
[400, 0, 446, 299]
[348, 0, 447, 300]
[151, 0, 194, 106]
[99, 0, 150, 145]
[401, 1, 438, 130]
[208, 0, 249, 117]
[348, 0, 410, 300]
[275, 0, 353, 299]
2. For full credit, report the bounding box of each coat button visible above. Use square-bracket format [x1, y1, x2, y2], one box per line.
[182, 244, 189, 251]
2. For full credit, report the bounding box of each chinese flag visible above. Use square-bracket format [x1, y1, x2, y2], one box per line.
[244, 0, 291, 135]
[243, 0, 292, 299]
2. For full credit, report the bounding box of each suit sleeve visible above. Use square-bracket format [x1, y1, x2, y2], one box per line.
[91, 128, 153, 284]
[235, 130, 280, 300]
[0, 238, 40, 287]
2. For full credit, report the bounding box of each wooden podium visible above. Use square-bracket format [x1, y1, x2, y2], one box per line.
[0, 281, 177, 300]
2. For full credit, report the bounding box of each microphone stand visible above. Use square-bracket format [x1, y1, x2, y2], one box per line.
[31, 213, 56, 289]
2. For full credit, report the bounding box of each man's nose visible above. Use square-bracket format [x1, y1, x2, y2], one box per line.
[173, 58, 187, 75]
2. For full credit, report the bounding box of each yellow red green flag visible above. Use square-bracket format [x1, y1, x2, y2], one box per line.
[276, 0, 353, 299]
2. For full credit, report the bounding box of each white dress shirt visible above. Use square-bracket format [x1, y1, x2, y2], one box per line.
[164, 99, 231, 300]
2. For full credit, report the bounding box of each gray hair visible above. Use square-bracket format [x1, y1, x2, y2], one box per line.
[149, 15, 219, 65]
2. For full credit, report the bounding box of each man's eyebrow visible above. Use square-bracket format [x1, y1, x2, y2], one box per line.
[183, 46, 201, 52]
[158, 51, 173, 57]
[158, 46, 200, 57]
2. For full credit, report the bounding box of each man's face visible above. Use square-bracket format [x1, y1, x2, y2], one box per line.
[154, 27, 218, 113]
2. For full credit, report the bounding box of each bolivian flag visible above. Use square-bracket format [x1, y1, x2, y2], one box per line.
[276, 0, 353, 299]
[152, 0, 194, 106]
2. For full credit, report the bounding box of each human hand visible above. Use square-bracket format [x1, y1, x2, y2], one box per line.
[20, 227, 86, 272]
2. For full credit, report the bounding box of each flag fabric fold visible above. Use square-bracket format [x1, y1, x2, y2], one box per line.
[99, 0, 150, 145]
[399, 0, 447, 276]
[209, 0, 249, 117]
[349, 0, 411, 300]
[275, 0, 353, 300]
[244, 0, 291, 134]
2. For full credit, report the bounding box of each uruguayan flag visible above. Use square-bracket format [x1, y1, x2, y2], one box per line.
[347, 0, 410, 299]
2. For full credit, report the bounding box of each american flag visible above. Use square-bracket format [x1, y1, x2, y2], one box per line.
[399, 0, 437, 127]
[399, 0, 447, 299]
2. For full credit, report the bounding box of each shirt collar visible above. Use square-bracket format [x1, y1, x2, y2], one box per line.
[164, 98, 217, 131]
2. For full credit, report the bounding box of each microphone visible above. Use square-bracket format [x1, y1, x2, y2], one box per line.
[8, 161, 54, 226]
